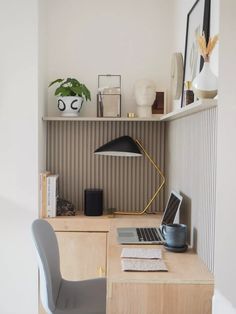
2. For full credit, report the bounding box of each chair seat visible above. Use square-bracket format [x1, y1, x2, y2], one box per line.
[55, 277, 106, 314]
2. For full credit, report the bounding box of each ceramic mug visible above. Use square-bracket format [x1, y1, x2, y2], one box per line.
[162, 223, 187, 248]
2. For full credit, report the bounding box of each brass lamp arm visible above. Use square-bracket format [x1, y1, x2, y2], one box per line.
[114, 139, 165, 215]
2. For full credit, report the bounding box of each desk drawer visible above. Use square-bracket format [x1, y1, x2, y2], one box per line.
[108, 282, 213, 314]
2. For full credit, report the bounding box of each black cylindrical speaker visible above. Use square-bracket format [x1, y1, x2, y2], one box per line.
[84, 189, 103, 216]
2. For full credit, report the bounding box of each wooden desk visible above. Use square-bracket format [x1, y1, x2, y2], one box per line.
[46, 215, 214, 314]
[107, 216, 214, 314]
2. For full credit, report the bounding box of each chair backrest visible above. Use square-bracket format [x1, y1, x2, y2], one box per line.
[32, 219, 62, 313]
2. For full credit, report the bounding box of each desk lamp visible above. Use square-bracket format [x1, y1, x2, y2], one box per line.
[94, 135, 165, 215]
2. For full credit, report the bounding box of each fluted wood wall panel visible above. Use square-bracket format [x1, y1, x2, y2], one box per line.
[165, 108, 217, 272]
[47, 121, 165, 213]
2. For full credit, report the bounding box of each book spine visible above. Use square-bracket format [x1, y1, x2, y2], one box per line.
[39, 173, 43, 217]
[40, 171, 50, 218]
[47, 176, 53, 217]
[54, 175, 59, 217]
[46, 175, 58, 218]
[51, 176, 57, 217]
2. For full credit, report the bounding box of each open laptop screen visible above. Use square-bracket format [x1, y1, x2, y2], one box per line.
[161, 191, 182, 225]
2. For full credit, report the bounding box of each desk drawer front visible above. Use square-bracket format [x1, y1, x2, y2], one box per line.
[108, 282, 213, 314]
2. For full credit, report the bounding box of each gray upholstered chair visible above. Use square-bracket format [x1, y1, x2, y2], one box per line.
[31, 219, 106, 314]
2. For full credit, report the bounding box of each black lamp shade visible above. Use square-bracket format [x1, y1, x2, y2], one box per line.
[94, 136, 142, 157]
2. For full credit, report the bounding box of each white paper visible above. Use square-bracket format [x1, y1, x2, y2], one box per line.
[121, 258, 168, 272]
[121, 248, 162, 259]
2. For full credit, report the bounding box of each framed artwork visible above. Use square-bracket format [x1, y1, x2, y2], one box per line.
[181, 0, 211, 107]
[152, 91, 166, 115]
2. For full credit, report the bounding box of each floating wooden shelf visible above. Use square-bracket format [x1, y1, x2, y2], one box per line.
[43, 99, 217, 122]
[42, 116, 162, 121]
[160, 99, 217, 122]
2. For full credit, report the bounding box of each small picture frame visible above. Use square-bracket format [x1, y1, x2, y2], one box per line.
[97, 74, 121, 118]
[99, 93, 121, 118]
[152, 91, 166, 115]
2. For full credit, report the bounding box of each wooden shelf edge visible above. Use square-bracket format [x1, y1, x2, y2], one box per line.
[42, 116, 163, 122]
[43, 99, 217, 122]
[160, 99, 217, 122]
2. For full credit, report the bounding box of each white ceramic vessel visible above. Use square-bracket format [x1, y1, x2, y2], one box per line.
[192, 62, 218, 99]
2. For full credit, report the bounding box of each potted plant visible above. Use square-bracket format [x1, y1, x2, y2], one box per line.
[49, 78, 91, 116]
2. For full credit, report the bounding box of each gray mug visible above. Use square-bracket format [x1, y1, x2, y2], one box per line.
[162, 223, 187, 248]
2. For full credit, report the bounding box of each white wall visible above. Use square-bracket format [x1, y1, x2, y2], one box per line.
[214, 0, 236, 312]
[39, 0, 48, 170]
[210, 0, 220, 75]
[0, 0, 39, 313]
[170, 0, 195, 112]
[46, 0, 174, 117]
[172, 0, 236, 311]
[166, 0, 219, 272]
[165, 108, 217, 272]
[213, 290, 236, 314]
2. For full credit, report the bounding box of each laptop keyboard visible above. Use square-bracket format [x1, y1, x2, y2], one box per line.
[136, 228, 161, 242]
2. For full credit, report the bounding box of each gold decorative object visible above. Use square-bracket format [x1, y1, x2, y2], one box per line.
[127, 112, 136, 118]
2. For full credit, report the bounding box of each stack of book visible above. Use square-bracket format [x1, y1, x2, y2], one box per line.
[39, 171, 59, 218]
[120, 248, 168, 272]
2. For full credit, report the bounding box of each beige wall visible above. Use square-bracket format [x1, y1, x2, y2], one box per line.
[46, 0, 174, 117]
[214, 0, 236, 311]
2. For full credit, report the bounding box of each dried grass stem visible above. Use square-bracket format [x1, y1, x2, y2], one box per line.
[197, 33, 219, 62]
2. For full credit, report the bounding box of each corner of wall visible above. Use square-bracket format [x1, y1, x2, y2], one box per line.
[213, 290, 236, 314]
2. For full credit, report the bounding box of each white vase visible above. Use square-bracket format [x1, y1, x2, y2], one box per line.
[57, 96, 83, 116]
[192, 62, 218, 99]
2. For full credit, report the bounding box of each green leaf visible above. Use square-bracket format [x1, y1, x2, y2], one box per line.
[71, 86, 83, 96]
[61, 78, 72, 87]
[71, 78, 81, 86]
[48, 78, 64, 87]
[55, 86, 72, 96]
[81, 84, 91, 101]
[49, 77, 91, 100]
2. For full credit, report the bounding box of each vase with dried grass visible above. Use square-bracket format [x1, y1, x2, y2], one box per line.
[192, 34, 219, 99]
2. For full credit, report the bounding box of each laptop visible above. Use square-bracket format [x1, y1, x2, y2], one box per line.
[117, 190, 183, 244]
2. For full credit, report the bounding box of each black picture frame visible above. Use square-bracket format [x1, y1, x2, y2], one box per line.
[181, 0, 211, 107]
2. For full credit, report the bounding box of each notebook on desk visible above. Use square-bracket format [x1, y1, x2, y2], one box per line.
[117, 190, 183, 244]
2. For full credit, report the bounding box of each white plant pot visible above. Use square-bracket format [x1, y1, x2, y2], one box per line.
[57, 96, 83, 116]
[192, 62, 218, 99]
